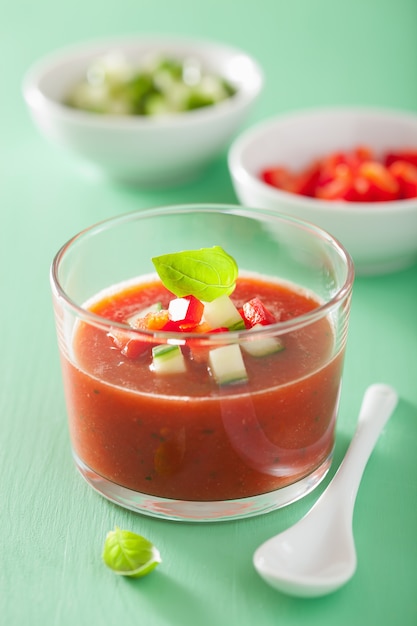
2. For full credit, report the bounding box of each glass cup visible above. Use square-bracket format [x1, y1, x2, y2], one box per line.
[51, 205, 354, 521]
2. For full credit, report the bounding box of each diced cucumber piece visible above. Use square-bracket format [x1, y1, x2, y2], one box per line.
[241, 324, 285, 357]
[143, 92, 174, 116]
[128, 302, 162, 327]
[203, 295, 245, 331]
[208, 344, 248, 385]
[229, 318, 246, 331]
[152, 344, 186, 374]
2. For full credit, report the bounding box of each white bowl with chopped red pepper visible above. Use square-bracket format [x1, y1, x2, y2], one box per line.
[228, 107, 417, 274]
[22, 36, 263, 186]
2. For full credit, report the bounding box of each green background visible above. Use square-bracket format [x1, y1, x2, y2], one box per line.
[1, 1, 416, 624]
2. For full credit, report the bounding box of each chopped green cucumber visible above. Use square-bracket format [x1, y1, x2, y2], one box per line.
[128, 302, 162, 327]
[152, 344, 186, 374]
[208, 344, 248, 385]
[203, 295, 245, 331]
[241, 324, 285, 357]
[143, 92, 174, 116]
[66, 55, 236, 117]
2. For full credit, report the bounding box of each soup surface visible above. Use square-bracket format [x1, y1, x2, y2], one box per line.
[61, 275, 343, 501]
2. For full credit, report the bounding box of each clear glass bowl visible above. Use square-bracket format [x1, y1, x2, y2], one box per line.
[50, 205, 354, 521]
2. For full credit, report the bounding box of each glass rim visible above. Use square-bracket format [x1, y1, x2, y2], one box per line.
[50, 203, 355, 339]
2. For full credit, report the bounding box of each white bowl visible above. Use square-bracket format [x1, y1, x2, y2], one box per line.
[228, 107, 417, 275]
[22, 36, 263, 186]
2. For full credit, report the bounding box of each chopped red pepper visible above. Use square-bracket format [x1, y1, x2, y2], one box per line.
[242, 297, 277, 327]
[388, 160, 417, 199]
[316, 152, 350, 188]
[168, 295, 204, 325]
[259, 145, 417, 201]
[357, 162, 399, 202]
[160, 319, 186, 332]
[261, 166, 298, 193]
[344, 174, 373, 202]
[385, 149, 417, 168]
[315, 163, 353, 200]
[351, 145, 374, 164]
[294, 161, 321, 196]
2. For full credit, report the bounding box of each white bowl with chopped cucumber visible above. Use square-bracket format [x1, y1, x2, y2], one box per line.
[22, 36, 263, 186]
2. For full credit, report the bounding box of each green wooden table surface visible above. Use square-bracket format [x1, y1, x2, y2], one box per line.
[1, 1, 416, 624]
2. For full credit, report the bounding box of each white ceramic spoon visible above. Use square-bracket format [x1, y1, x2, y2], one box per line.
[253, 383, 398, 598]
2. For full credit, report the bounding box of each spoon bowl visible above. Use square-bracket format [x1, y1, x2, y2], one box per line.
[253, 383, 398, 597]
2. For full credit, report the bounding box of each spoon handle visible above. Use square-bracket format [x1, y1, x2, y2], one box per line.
[325, 383, 398, 513]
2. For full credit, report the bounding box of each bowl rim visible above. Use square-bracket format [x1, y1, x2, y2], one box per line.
[22, 34, 264, 130]
[50, 203, 354, 338]
[228, 105, 417, 214]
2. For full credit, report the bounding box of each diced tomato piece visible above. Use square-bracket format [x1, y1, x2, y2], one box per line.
[168, 295, 204, 325]
[242, 297, 277, 327]
[357, 161, 399, 201]
[261, 166, 298, 193]
[388, 160, 417, 199]
[385, 149, 417, 168]
[121, 338, 148, 359]
[108, 329, 148, 359]
[135, 309, 170, 330]
[193, 322, 213, 333]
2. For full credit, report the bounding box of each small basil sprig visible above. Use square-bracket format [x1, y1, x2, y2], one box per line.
[102, 527, 161, 578]
[152, 246, 238, 302]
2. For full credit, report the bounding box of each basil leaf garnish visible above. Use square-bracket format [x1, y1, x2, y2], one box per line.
[152, 246, 238, 301]
[102, 527, 161, 578]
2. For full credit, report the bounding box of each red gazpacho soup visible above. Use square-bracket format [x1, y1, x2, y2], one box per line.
[61, 273, 344, 502]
